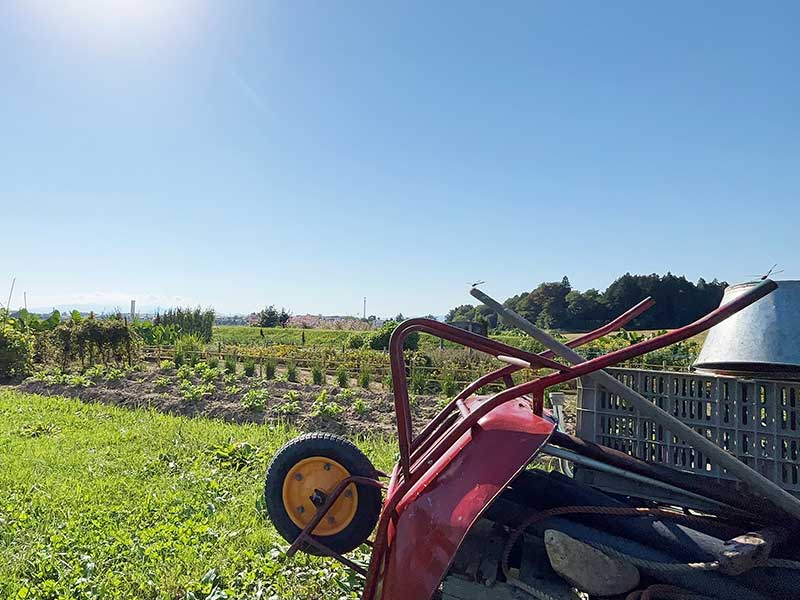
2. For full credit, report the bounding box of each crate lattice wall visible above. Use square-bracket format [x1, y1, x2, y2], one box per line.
[576, 368, 800, 496]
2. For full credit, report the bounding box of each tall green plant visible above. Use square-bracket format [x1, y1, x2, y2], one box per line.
[286, 361, 298, 383]
[336, 365, 348, 387]
[174, 335, 204, 366]
[311, 363, 324, 385]
[155, 307, 215, 342]
[49, 316, 143, 368]
[0, 322, 35, 380]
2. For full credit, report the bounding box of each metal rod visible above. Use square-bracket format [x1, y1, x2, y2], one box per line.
[541, 296, 656, 360]
[301, 536, 369, 577]
[286, 475, 385, 557]
[541, 444, 750, 516]
[549, 431, 771, 514]
[470, 282, 800, 521]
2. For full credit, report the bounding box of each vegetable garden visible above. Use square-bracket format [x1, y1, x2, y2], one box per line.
[0, 305, 704, 600]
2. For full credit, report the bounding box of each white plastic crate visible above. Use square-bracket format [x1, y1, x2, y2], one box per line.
[576, 368, 800, 497]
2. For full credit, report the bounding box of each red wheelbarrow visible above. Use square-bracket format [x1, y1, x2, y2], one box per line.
[264, 279, 800, 600]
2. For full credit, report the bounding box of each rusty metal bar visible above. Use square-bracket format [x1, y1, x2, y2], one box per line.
[540, 296, 655, 359]
[301, 536, 369, 577]
[286, 475, 385, 558]
[388, 319, 568, 479]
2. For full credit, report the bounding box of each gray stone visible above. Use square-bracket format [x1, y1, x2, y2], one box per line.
[544, 529, 640, 596]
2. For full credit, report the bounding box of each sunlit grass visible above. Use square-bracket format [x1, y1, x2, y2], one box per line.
[0, 391, 396, 599]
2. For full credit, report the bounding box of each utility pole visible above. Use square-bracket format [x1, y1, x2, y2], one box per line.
[363, 296, 367, 320]
[24, 292, 27, 310]
[130, 300, 136, 322]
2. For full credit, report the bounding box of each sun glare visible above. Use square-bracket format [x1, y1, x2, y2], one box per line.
[18, 0, 207, 57]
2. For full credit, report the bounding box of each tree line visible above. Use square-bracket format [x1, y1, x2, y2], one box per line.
[446, 273, 728, 332]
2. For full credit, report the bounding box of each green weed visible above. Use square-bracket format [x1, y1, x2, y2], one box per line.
[224, 356, 236, 375]
[264, 359, 276, 380]
[353, 398, 369, 415]
[336, 365, 348, 388]
[286, 361, 298, 383]
[243, 358, 256, 377]
[358, 367, 371, 389]
[311, 363, 324, 385]
[242, 388, 269, 410]
[311, 390, 343, 418]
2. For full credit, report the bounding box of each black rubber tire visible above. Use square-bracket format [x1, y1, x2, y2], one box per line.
[264, 432, 382, 555]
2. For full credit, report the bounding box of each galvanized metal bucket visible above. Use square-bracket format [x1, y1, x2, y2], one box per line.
[694, 280, 800, 378]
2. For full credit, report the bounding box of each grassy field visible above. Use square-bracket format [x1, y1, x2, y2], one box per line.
[211, 325, 705, 354]
[0, 390, 396, 600]
[212, 325, 552, 352]
[213, 326, 355, 348]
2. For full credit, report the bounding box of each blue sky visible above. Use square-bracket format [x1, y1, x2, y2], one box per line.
[1, 1, 798, 316]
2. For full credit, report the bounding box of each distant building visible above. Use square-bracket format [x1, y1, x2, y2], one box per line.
[448, 320, 488, 337]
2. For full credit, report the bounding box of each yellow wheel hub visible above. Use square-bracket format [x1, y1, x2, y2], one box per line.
[282, 456, 358, 536]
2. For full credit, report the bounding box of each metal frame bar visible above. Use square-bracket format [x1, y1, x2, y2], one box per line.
[286, 475, 386, 576]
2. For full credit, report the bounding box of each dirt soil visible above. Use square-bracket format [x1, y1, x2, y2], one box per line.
[16, 366, 446, 437]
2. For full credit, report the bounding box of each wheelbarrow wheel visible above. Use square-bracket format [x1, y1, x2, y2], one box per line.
[264, 432, 382, 555]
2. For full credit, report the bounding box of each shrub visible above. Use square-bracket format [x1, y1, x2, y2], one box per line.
[179, 380, 214, 402]
[134, 322, 180, 346]
[353, 397, 369, 415]
[336, 365, 348, 387]
[276, 400, 300, 416]
[366, 321, 419, 351]
[382, 371, 394, 391]
[311, 363, 324, 385]
[311, 390, 343, 418]
[224, 356, 236, 374]
[174, 334, 204, 366]
[177, 364, 194, 381]
[358, 366, 371, 389]
[173, 351, 185, 367]
[103, 367, 125, 382]
[243, 359, 256, 377]
[49, 315, 142, 368]
[195, 362, 219, 382]
[264, 359, 276, 380]
[208, 357, 219, 369]
[286, 361, 298, 383]
[242, 388, 268, 409]
[346, 333, 364, 349]
[440, 369, 458, 398]
[155, 307, 214, 342]
[411, 367, 427, 394]
[84, 364, 106, 379]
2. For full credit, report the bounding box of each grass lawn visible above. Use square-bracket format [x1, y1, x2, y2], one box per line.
[0, 390, 397, 600]
[213, 327, 354, 348]
[211, 325, 707, 355]
[211, 325, 542, 352]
